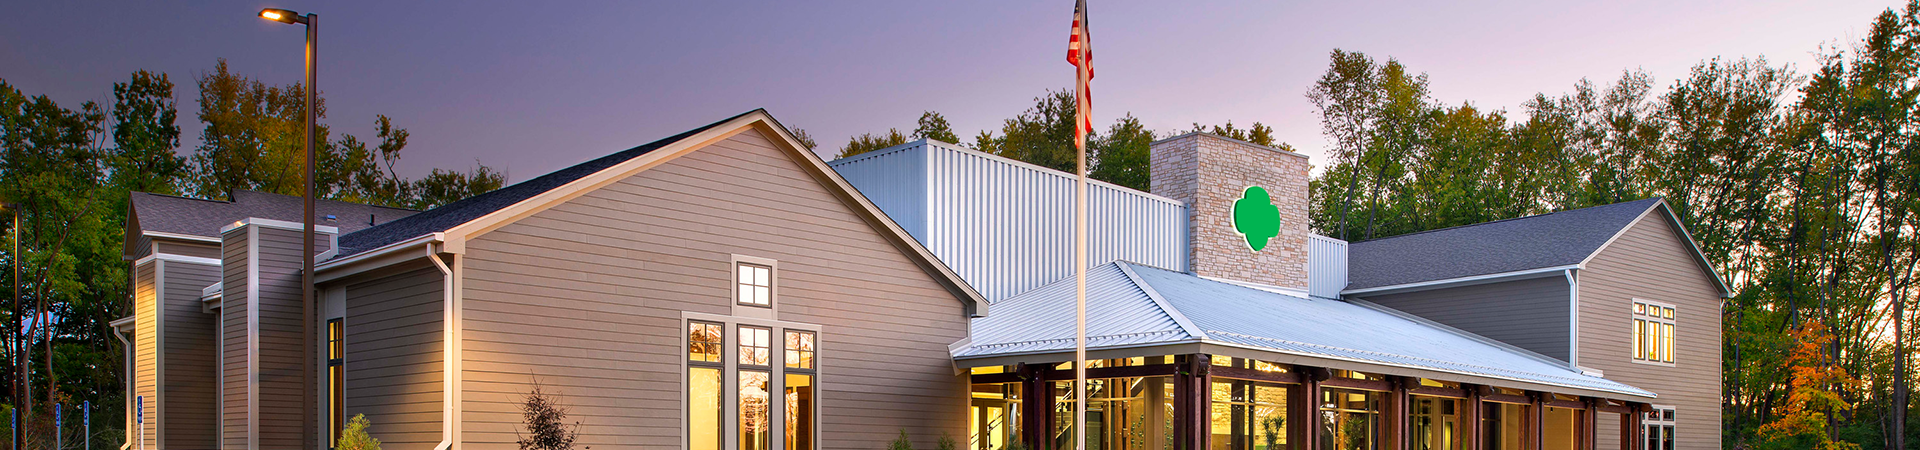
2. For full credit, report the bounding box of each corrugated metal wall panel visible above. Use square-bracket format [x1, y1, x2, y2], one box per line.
[1309, 234, 1348, 298]
[827, 143, 930, 242]
[832, 139, 1189, 303]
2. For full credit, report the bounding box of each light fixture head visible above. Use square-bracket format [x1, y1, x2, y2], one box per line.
[259, 8, 305, 24]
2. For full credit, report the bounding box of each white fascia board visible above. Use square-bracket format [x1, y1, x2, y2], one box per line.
[1340, 264, 1581, 296]
[109, 315, 137, 331]
[218, 217, 340, 235]
[313, 233, 441, 284]
[144, 231, 221, 244]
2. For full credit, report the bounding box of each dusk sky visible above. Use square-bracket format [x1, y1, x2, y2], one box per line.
[2, 1, 1903, 182]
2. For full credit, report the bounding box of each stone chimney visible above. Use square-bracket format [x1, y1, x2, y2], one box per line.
[1150, 133, 1311, 290]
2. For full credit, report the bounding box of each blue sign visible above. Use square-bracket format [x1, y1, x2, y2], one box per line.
[54, 403, 60, 428]
[135, 396, 143, 424]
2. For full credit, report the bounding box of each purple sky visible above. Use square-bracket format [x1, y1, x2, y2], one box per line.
[1, 1, 1901, 182]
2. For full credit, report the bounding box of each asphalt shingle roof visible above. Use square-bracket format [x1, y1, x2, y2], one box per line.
[130, 190, 417, 239]
[956, 261, 1655, 399]
[334, 109, 758, 257]
[1344, 198, 1663, 291]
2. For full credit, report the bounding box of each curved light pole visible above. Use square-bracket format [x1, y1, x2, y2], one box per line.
[258, 8, 320, 449]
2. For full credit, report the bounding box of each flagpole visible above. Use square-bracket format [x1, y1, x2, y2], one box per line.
[1071, 2, 1090, 450]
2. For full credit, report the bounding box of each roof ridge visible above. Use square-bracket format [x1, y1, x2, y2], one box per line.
[1116, 261, 1207, 341]
[1350, 197, 1662, 244]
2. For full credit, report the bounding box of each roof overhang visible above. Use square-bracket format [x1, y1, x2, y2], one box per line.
[953, 340, 1655, 401]
[1341, 265, 1578, 296]
[109, 316, 136, 333]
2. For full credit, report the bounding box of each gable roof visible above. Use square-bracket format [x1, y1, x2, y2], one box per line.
[125, 190, 416, 257]
[335, 110, 755, 258]
[1344, 198, 1729, 296]
[320, 109, 988, 314]
[955, 261, 1655, 400]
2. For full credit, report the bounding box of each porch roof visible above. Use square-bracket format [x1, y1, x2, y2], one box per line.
[952, 261, 1655, 400]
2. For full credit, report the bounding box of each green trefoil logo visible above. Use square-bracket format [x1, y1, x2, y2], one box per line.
[1232, 186, 1281, 252]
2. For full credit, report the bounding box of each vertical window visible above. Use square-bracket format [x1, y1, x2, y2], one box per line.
[689, 322, 725, 450]
[1643, 407, 1676, 450]
[740, 326, 772, 450]
[738, 263, 773, 307]
[785, 331, 816, 450]
[1632, 301, 1676, 364]
[327, 318, 343, 448]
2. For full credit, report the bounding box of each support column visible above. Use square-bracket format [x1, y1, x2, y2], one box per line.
[1530, 393, 1546, 450]
[1583, 398, 1599, 450]
[1173, 355, 1210, 450]
[1021, 363, 1050, 450]
[1387, 377, 1409, 450]
[1293, 366, 1329, 450]
[1463, 385, 1482, 450]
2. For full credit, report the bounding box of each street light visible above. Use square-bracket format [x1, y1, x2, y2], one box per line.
[257, 8, 321, 447]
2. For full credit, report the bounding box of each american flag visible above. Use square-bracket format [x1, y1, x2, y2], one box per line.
[1068, 0, 1093, 146]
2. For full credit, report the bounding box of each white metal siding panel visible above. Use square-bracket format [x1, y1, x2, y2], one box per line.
[1308, 234, 1348, 298]
[827, 144, 930, 242]
[832, 140, 1189, 303]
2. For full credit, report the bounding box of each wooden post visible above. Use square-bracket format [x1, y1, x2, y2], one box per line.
[1582, 398, 1599, 450]
[1293, 366, 1329, 450]
[1023, 364, 1051, 450]
[1462, 385, 1482, 450]
[1530, 393, 1546, 450]
[1387, 377, 1409, 450]
[1190, 355, 1211, 450]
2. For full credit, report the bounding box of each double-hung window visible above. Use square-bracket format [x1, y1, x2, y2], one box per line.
[1643, 406, 1675, 450]
[740, 326, 773, 450]
[1632, 300, 1676, 364]
[784, 331, 816, 450]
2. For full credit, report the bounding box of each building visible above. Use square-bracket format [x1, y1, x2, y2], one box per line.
[114, 110, 1724, 450]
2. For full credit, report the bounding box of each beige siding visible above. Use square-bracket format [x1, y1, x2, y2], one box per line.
[159, 240, 222, 260]
[134, 261, 158, 450]
[161, 260, 222, 449]
[221, 229, 250, 449]
[458, 128, 971, 450]
[1358, 276, 1573, 362]
[1578, 214, 1723, 450]
[341, 262, 444, 450]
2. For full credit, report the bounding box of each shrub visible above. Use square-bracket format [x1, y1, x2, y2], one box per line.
[336, 414, 381, 450]
[937, 433, 958, 450]
[516, 380, 583, 450]
[888, 430, 913, 450]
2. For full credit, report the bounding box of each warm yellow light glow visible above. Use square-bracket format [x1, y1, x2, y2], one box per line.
[260, 11, 282, 21]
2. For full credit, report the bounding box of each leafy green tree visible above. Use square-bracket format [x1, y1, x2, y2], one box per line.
[836, 128, 909, 159]
[914, 111, 960, 143]
[107, 70, 186, 195]
[1188, 121, 1276, 147]
[413, 165, 506, 210]
[1091, 114, 1154, 191]
[981, 89, 1082, 174]
[1306, 50, 1380, 240]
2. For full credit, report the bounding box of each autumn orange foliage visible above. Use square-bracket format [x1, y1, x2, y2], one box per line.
[1755, 320, 1861, 450]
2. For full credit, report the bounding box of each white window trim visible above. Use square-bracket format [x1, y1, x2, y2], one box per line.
[681, 311, 822, 450]
[1643, 405, 1676, 450]
[731, 255, 780, 319]
[1630, 298, 1677, 367]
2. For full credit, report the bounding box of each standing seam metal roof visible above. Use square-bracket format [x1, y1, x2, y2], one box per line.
[954, 261, 1654, 398]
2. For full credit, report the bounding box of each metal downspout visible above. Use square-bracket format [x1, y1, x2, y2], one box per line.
[429, 244, 456, 450]
[113, 327, 132, 450]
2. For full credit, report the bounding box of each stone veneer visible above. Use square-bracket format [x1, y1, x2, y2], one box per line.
[1149, 133, 1311, 289]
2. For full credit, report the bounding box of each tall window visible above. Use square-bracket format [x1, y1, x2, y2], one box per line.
[327, 318, 343, 448]
[689, 322, 725, 450]
[740, 326, 773, 450]
[1643, 407, 1675, 450]
[784, 331, 816, 450]
[1319, 388, 1379, 450]
[738, 263, 774, 307]
[1633, 301, 1676, 364]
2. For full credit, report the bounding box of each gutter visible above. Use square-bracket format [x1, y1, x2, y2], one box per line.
[427, 241, 462, 450]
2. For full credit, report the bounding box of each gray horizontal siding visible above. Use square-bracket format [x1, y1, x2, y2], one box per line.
[253, 226, 321, 449]
[1356, 275, 1572, 362]
[158, 240, 222, 260]
[459, 128, 970, 450]
[1578, 214, 1723, 450]
[161, 260, 222, 449]
[221, 229, 249, 449]
[343, 262, 444, 450]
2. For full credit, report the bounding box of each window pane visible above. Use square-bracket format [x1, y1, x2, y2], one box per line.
[786, 373, 815, 450]
[741, 327, 770, 366]
[691, 367, 723, 450]
[740, 265, 755, 284]
[1633, 319, 1644, 360]
[742, 371, 772, 450]
[785, 331, 816, 370]
[1664, 307, 1674, 319]
[755, 266, 770, 285]
[690, 322, 723, 363]
[1664, 323, 1676, 363]
[1635, 303, 1645, 315]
